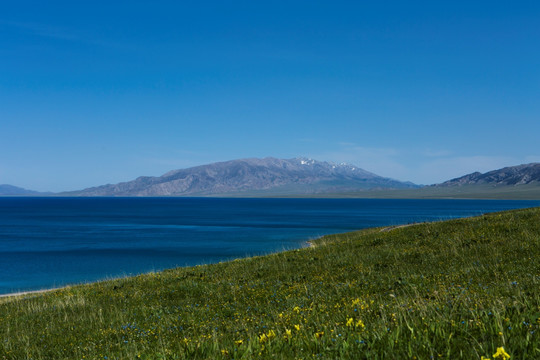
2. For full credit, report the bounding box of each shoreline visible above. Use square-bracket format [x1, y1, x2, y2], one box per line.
[0, 221, 485, 299]
[0, 287, 64, 299]
[0, 242, 318, 299]
[2, 234, 326, 299]
[0, 206, 532, 300]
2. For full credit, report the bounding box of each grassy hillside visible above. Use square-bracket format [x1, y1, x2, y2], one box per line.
[1, 208, 539, 359]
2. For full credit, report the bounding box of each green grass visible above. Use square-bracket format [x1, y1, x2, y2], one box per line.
[1, 208, 540, 359]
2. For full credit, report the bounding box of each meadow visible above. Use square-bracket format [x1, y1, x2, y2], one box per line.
[1, 207, 539, 359]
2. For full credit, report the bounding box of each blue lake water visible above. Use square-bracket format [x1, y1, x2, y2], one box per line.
[0, 197, 538, 295]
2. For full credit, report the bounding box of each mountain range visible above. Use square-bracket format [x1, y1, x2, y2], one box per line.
[2, 159, 540, 198]
[64, 157, 418, 197]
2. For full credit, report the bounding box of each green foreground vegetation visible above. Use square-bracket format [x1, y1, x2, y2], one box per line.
[1, 208, 540, 359]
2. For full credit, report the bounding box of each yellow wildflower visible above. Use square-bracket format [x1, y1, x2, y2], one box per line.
[493, 347, 510, 359]
[481, 357, 491, 360]
[314, 331, 324, 339]
[293, 306, 300, 313]
[259, 333, 268, 343]
[294, 324, 301, 331]
[221, 349, 229, 356]
[284, 329, 292, 338]
[267, 330, 276, 339]
[234, 339, 243, 346]
[356, 319, 365, 329]
[346, 318, 354, 327]
[352, 298, 361, 306]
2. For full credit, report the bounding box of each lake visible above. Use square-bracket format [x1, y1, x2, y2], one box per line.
[0, 197, 538, 295]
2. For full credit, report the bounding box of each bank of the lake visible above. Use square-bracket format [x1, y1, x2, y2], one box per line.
[1, 197, 539, 295]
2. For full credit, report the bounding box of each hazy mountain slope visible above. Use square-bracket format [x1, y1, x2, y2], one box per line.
[68, 157, 418, 196]
[438, 163, 540, 187]
[0, 184, 44, 196]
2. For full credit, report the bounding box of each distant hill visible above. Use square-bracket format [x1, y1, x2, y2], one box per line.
[0, 184, 44, 196]
[66, 157, 419, 197]
[298, 163, 540, 200]
[437, 163, 540, 187]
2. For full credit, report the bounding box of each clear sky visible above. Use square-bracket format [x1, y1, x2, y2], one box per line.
[1, 1, 539, 192]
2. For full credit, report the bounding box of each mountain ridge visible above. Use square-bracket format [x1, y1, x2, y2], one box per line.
[65, 157, 418, 197]
[0, 184, 45, 196]
[436, 162, 540, 187]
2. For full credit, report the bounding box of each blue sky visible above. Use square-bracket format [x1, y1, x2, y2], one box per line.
[1, 1, 539, 191]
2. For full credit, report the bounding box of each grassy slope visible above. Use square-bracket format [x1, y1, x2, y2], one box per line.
[1, 208, 539, 359]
